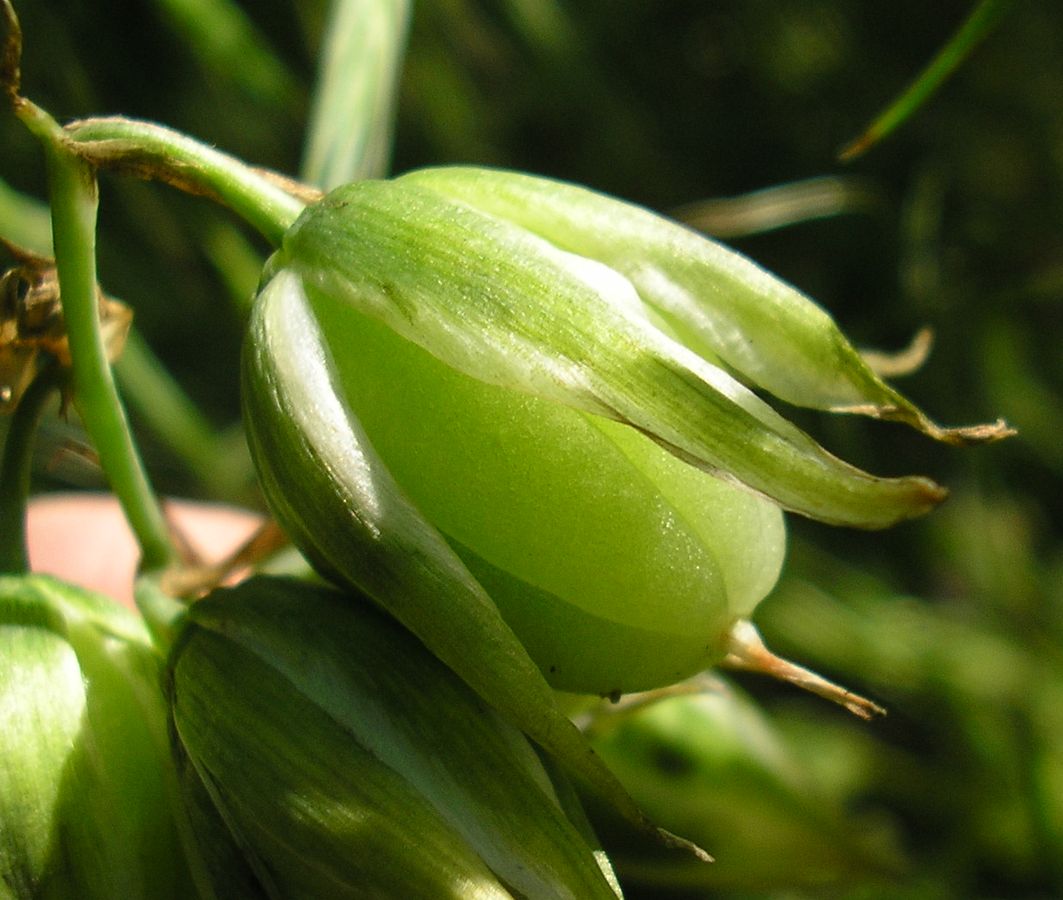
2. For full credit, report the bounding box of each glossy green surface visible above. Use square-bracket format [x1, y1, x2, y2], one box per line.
[309, 286, 785, 691]
[241, 269, 690, 855]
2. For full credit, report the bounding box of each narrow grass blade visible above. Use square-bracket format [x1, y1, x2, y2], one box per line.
[301, 0, 412, 187]
[838, 0, 1015, 161]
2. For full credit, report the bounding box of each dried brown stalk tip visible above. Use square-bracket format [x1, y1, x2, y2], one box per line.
[834, 401, 1016, 447]
[723, 620, 887, 721]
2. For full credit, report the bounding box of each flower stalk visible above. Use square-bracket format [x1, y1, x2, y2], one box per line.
[64, 117, 309, 244]
[15, 98, 177, 576]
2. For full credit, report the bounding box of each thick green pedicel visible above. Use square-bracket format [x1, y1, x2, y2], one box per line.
[169, 576, 621, 899]
[0, 574, 194, 900]
[306, 279, 785, 693]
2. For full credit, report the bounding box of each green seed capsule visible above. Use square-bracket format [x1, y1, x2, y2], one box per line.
[168, 575, 622, 899]
[0, 574, 194, 900]
[239, 162, 995, 793]
[244, 265, 783, 696]
[304, 271, 786, 693]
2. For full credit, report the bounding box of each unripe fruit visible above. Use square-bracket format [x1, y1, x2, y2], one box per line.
[305, 276, 786, 693]
[244, 267, 783, 697]
[242, 166, 994, 702]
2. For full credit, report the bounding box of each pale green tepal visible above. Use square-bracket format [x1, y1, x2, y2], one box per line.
[0, 574, 194, 900]
[168, 575, 622, 899]
[243, 167, 1004, 699]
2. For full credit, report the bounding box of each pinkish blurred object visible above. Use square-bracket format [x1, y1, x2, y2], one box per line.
[27, 493, 265, 610]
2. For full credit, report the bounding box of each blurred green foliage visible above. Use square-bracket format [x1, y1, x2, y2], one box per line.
[2, 1, 1061, 897]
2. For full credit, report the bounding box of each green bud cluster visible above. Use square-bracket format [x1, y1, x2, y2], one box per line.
[0, 572, 624, 899]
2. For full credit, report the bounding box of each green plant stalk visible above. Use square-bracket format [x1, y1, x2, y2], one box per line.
[0, 362, 61, 574]
[16, 99, 176, 576]
[839, 0, 1015, 160]
[1, 176, 256, 499]
[133, 572, 187, 660]
[65, 117, 307, 242]
[5, 7, 302, 244]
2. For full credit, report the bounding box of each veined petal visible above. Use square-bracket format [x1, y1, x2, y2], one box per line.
[399, 166, 1011, 445]
[276, 180, 946, 527]
[173, 626, 515, 900]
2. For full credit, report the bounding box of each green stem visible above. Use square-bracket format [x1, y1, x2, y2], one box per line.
[65, 116, 309, 244]
[0, 362, 62, 574]
[839, 0, 1015, 161]
[18, 98, 177, 574]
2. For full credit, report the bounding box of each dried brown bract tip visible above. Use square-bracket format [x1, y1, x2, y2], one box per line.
[723, 620, 887, 721]
[1, 242, 132, 413]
